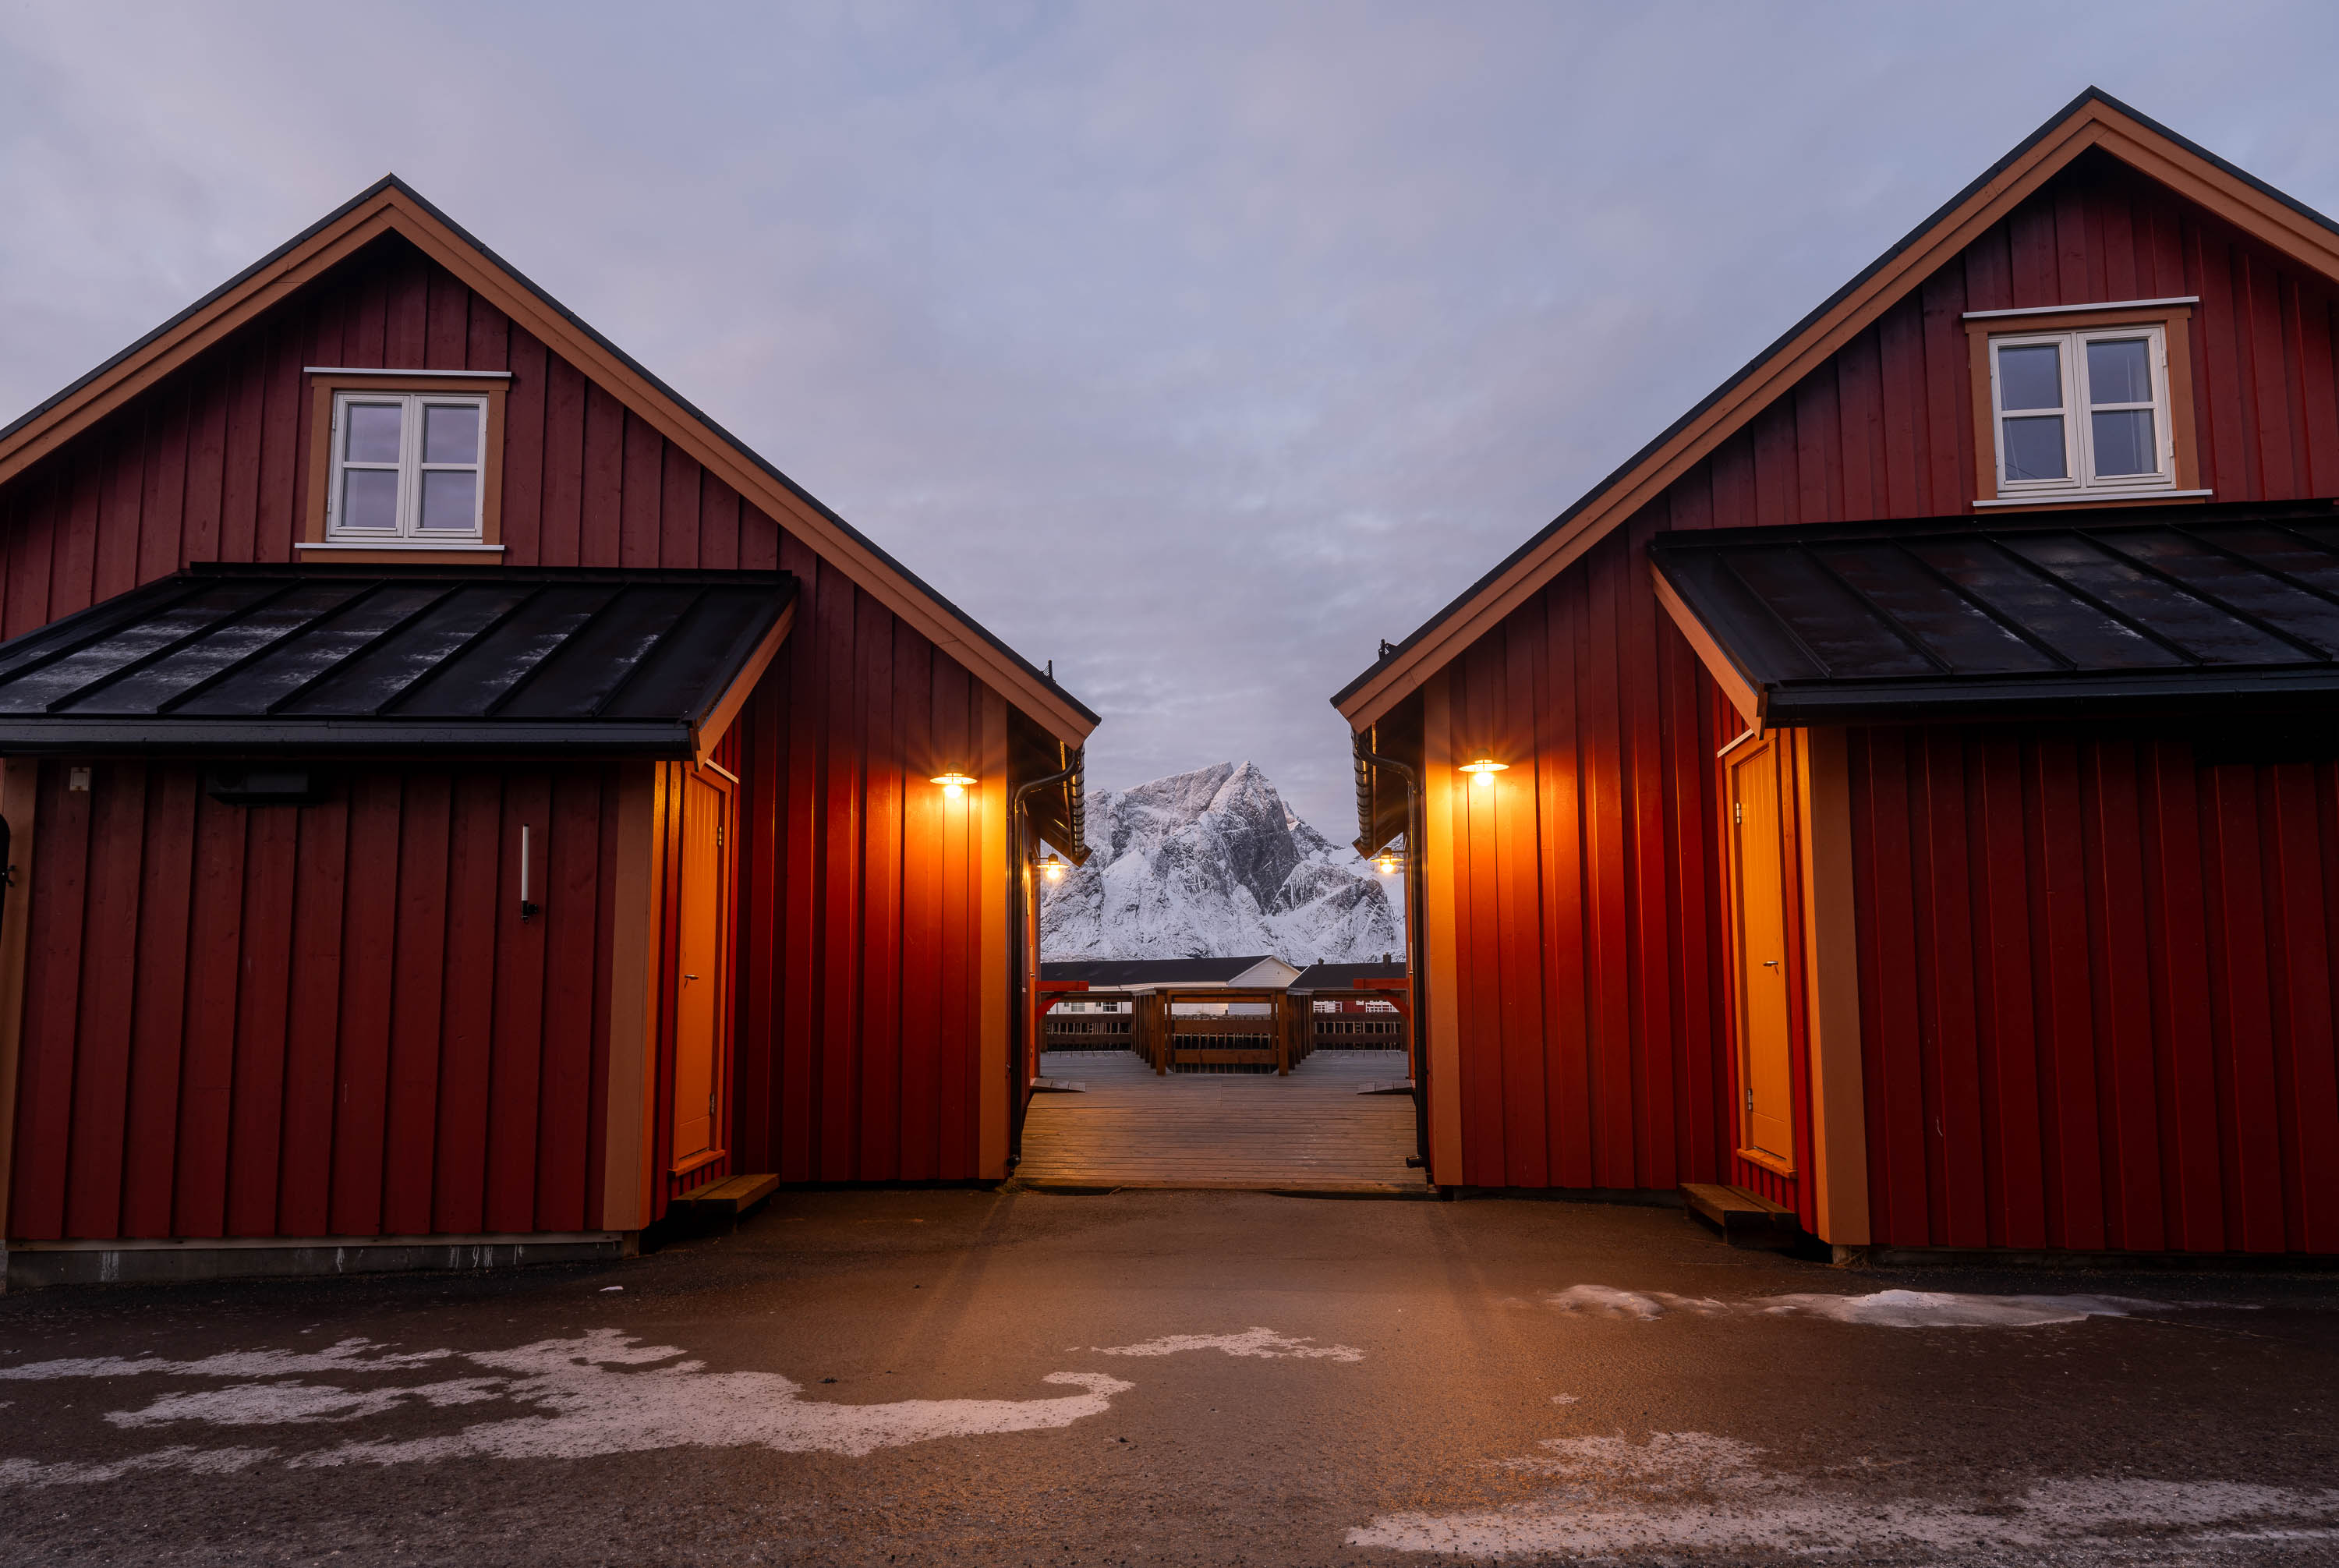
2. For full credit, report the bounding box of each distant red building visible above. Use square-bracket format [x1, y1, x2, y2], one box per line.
[1342, 91, 2339, 1258]
[0, 180, 1093, 1287]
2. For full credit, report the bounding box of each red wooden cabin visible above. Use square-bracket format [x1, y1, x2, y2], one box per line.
[1339, 90, 2339, 1261]
[0, 179, 1094, 1288]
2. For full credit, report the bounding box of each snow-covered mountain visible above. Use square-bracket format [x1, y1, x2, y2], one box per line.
[1040, 762, 1403, 965]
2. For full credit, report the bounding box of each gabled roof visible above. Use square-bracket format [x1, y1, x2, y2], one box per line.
[1332, 88, 2339, 730]
[0, 563, 794, 756]
[0, 177, 1097, 746]
[1289, 961, 1407, 989]
[1650, 499, 2339, 724]
[1039, 955, 1299, 988]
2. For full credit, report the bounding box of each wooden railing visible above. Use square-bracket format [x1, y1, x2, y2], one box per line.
[1041, 1011, 1134, 1050]
[1299, 990, 1408, 1055]
[1041, 984, 1410, 1078]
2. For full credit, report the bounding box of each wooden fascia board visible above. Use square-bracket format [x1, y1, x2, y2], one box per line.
[0, 186, 1096, 749]
[1647, 561, 1764, 725]
[1335, 99, 2339, 732]
[692, 598, 795, 763]
[0, 199, 408, 482]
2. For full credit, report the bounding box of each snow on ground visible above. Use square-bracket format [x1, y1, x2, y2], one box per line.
[1348, 1430, 2339, 1559]
[1082, 1328, 1364, 1361]
[0, 1329, 1138, 1483]
[1540, 1284, 2249, 1327]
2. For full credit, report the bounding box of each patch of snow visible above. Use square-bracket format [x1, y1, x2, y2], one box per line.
[108, 1378, 508, 1428]
[0, 1444, 274, 1489]
[1542, 1284, 2238, 1328]
[1760, 1289, 2169, 1328]
[2, 1329, 1141, 1482]
[1086, 1328, 1364, 1361]
[1350, 1431, 2339, 1558]
[0, 1338, 451, 1381]
[1042, 762, 1401, 965]
[1543, 1285, 1728, 1318]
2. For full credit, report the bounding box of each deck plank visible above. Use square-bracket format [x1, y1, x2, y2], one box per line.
[1017, 1049, 1424, 1191]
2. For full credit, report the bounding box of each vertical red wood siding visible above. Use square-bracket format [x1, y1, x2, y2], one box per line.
[7, 759, 620, 1241]
[1432, 150, 2339, 1244]
[3, 230, 1014, 1234]
[1847, 731, 2339, 1255]
[724, 596, 995, 1185]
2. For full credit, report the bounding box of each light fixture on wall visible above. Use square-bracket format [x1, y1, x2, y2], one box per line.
[1459, 758, 1509, 787]
[1040, 851, 1066, 882]
[931, 771, 976, 798]
[1375, 850, 1403, 875]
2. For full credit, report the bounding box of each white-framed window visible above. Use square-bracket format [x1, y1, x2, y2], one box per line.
[325, 391, 489, 542]
[1988, 326, 2173, 498]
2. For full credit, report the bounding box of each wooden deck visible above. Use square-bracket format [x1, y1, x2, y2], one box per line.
[1015, 1049, 1426, 1193]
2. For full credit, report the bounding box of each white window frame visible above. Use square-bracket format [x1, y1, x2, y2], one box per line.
[324, 391, 490, 543]
[1987, 325, 2174, 500]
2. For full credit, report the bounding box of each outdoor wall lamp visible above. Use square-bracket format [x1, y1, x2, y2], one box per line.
[1040, 851, 1066, 882]
[931, 771, 977, 798]
[1460, 758, 1509, 787]
[1375, 851, 1403, 875]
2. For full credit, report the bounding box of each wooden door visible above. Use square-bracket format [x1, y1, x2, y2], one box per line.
[1725, 738, 1795, 1170]
[672, 769, 731, 1169]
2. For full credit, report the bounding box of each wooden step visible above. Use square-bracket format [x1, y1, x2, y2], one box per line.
[1357, 1080, 1415, 1095]
[1030, 1077, 1088, 1093]
[671, 1172, 780, 1218]
[1681, 1182, 1802, 1250]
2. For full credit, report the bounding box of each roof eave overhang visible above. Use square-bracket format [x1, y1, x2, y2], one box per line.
[0, 179, 1099, 749]
[1332, 87, 2339, 732]
[0, 721, 712, 758]
[1763, 674, 2339, 727]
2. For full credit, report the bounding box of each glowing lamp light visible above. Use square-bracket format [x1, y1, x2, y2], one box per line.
[931, 771, 977, 798]
[1460, 758, 1509, 788]
[1041, 851, 1066, 883]
[1375, 851, 1402, 876]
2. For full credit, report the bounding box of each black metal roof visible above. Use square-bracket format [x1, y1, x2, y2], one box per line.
[1289, 961, 1406, 990]
[1648, 501, 2339, 724]
[0, 563, 794, 755]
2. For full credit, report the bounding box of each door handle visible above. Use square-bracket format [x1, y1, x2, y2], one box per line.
[1762, 960, 1778, 967]
[685, 973, 699, 981]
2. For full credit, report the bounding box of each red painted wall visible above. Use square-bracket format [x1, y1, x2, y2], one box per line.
[1431, 150, 2339, 1244]
[728, 629, 997, 1184]
[7, 759, 620, 1241]
[1848, 730, 2339, 1255]
[2, 232, 1012, 1235]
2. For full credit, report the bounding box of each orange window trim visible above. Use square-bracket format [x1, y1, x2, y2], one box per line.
[301, 371, 510, 562]
[1963, 304, 2200, 507]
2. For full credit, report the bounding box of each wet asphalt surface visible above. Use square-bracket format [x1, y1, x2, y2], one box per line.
[0, 1188, 2334, 1567]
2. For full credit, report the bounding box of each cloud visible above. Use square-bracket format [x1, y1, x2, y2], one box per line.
[9, 2, 2339, 828]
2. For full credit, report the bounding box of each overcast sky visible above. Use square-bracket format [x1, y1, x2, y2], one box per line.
[9, 2, 2339, 832]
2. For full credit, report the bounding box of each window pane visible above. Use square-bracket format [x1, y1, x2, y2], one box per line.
[1997, 344, 2063, 411]
[423, 402, 481, 465]
[2002, 416, 2068, 480]
[2087, 338, 2153, 405]
[343, 402, 403, 464]
[419, 469, 479, 531]
[341, 467, 399, 529]
[2092, 409, 2157, 477]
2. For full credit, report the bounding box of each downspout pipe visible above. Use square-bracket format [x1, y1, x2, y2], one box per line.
[1354, 740, 1431, 1178]
[1007, 753, 1081, 1169]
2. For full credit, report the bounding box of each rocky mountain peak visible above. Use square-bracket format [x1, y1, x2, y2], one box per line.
[1041, 762, 1402, 965]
